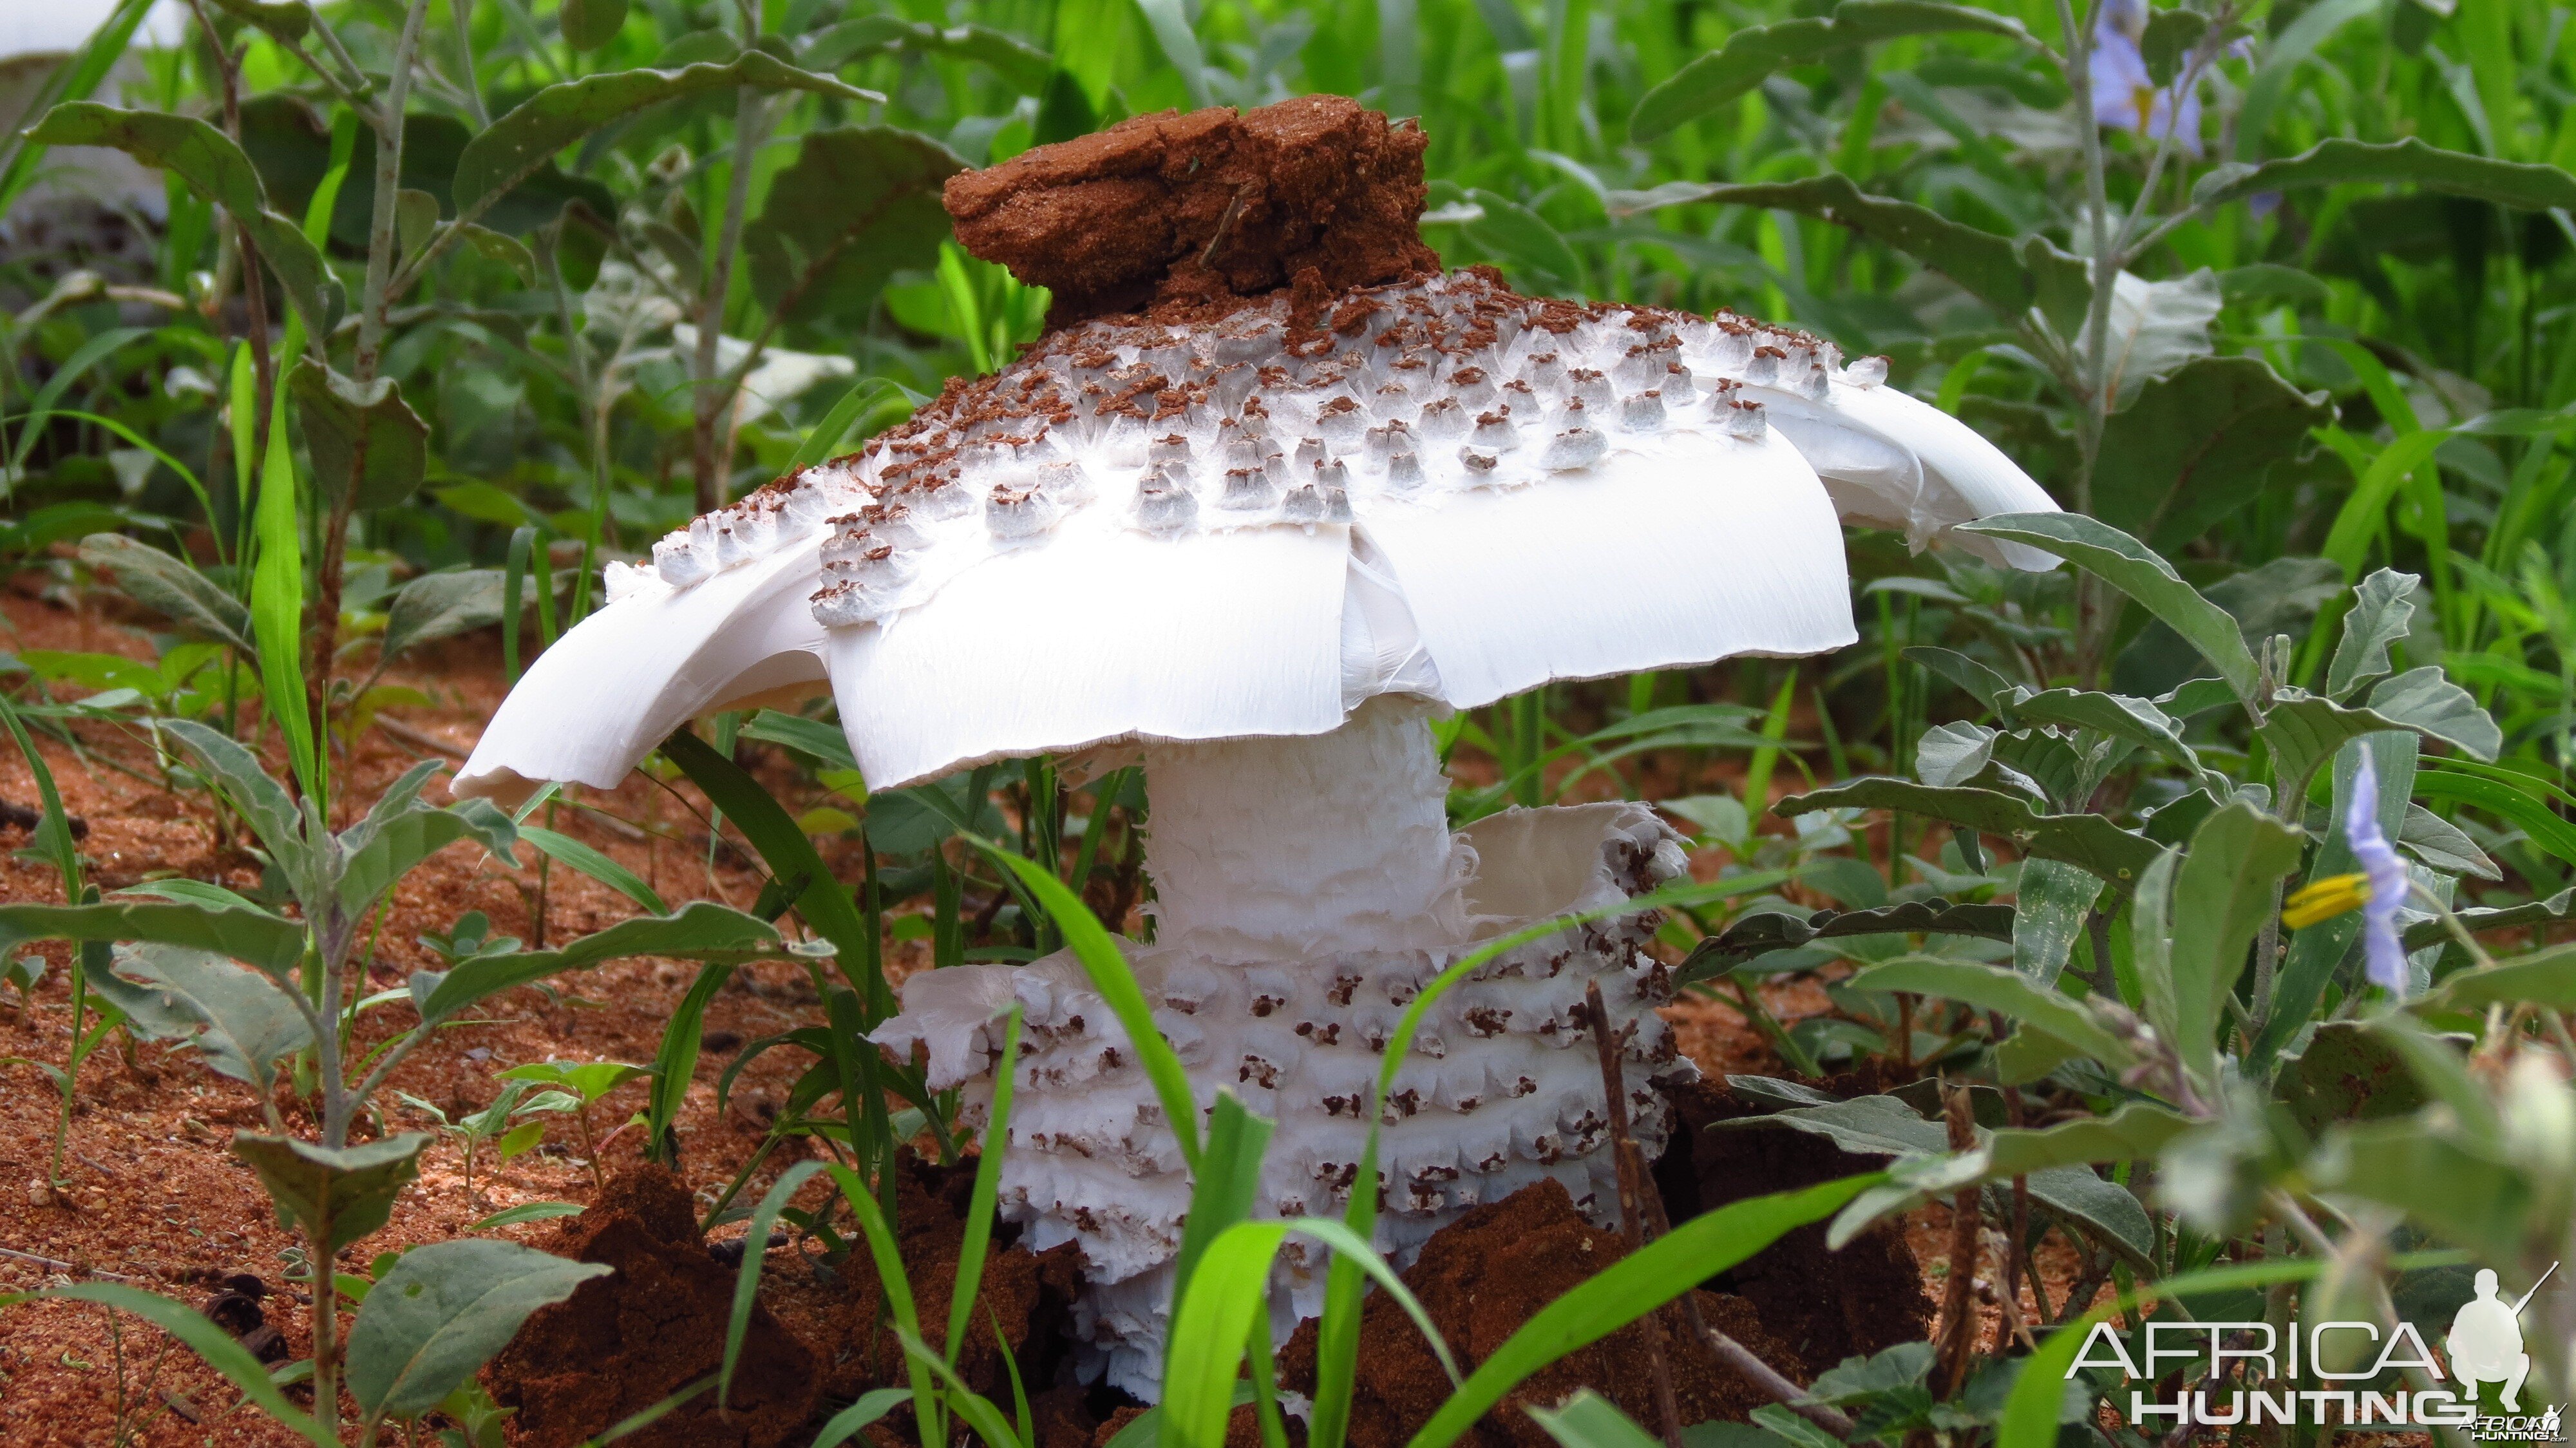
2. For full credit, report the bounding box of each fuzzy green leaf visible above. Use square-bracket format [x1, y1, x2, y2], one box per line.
[1958, 513, 2261, 702]
[743, 127, 966, 328]
[2193, 137, 2576, 213]
[1628, 1, 2032, 140]
[345, 1239, 611, 1420]
[232, 1133, 430, 1254]
[74, 535, 253, 654]
[1776, 778, 2163, 886]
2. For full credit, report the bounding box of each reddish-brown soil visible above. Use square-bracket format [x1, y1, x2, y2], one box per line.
[944, 94, 1439, 327]
[1281, 1177, 1803, 1448]
[484, 1165, 819, 1448]
[0, 580, 2080, 1447]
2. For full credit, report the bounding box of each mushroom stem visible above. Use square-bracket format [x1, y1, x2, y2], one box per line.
[1135, 695, 1468, 960]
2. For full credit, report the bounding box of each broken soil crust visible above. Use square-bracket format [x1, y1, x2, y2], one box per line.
[483, 1166, 821, 1448]
[943, 94, 1441, 327]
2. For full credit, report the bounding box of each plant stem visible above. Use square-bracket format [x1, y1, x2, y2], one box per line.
[691, 76, 764, 512]
[2056, 0, 2116, 683]
[310, 1223, 342, 1443]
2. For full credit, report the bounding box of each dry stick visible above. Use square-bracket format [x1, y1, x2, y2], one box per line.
[1585, 980, 1684, 1448]
[1930, 1078, 1982, 1399]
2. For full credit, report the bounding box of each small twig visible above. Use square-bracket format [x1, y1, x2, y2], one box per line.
[374, 714, 470, 759]
[1931, 1078, 1982, 1398]
[1199, 184, 1252, 270]
[0, 1245, 144, 1282]
[1586, 980, 1683, 1448]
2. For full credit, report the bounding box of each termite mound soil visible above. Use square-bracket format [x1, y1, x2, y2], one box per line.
[482, 1165, 821, 1448]
[944, 93, 1440, 328]
[1279, 1178, 1803, 1448]
[763, 1153, 1088, 1408]
[1651, 1077, 1935, 1370]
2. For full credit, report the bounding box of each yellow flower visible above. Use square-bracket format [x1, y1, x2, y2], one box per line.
[2283, 873, 2371, 929]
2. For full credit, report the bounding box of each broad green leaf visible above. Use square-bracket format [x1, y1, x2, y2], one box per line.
[1958, 513, 2261, 702]
[799, 17, 1054, 90]
[2310, 1118, 2526, 1266]
[204, 0, 313, 43]
[2364, 667, 2502, 762]
[1615, 174, 2086, 333]
[412, 902, 784, 1024]
[2421, 944, 2576, 1011]
[558, 0, 628, 50]
[2079, 271, 2221, 411]
[744, 128, 964, 328]
[2327, 569, 2420, 699]
[1627, 1, 2032, 140]
[2166, 802, 2304, 1086]
[1776, 778, 2162, 886]
[287, 362, 430, 511]
[0, 1283, 326, 1443]
[2090, 357, 2333, 554]
[2277, 1022, 2427, 1137]
[0, 900, 307, 978]
[2405, 888, 2576, 952]
[339, 795, 518, 921]
[0, 0, 163, 214]
[1528, 1391, 1665, 1448]
[1849, 956, 2137, 1069]
[232, 1132, 430, 1253]
[452, 55, 884, 224]
[2192, 137, 2576, 213]
[2398, 802, 2499, 880]
[1913, 720, 1996, 788]
[1719, 1094, 1949, 1157]
[1902, 646, 2022, 713]
[91, 942, 310, 1094]
[75, 535, 253, 653]
[1977, 1103, 2193, 1177]
[1676, 898, 2014, 986]
[381, 569, 508, 663]
[739, 710, 861, 772]
[345, 1239, 610, 1420]
[519, 826, 668, 914]
[2011, 859, 2102, 984]
[1405, 1174, 1878, 1448]
[28, 104, 338, 338]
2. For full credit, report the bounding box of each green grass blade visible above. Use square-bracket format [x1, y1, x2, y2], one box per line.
[722, 1159, 829, 1410]
[811, 1388, 909, 1448]
[945, 1005, 1023, 1366]
[980, 841, 1202, 1169]
[1171, 1090, 1275, 1297]
[519, 824, 668, 914]
[1162, 1221, 1290, 1448]
[250, 377, 320, 802]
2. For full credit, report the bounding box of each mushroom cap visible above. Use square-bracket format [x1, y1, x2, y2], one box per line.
[455, 97, 2057, 806]
[455, 269, 2052, 804]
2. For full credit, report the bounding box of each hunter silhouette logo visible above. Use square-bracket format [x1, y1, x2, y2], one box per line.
[2448, 1264, 2554, 1428]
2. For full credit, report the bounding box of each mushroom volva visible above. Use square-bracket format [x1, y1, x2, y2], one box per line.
[455, 94, 2057, 1394]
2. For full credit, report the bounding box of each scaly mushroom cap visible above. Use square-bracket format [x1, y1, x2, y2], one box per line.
[455, 97, 2056, 806]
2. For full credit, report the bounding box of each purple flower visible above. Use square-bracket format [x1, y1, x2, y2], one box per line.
[2090, 0, 2206, 157]
[2345, 753, 2412, 995]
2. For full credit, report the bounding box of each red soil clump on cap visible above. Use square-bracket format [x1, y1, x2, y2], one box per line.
[943, 94, 1441, 329]
[1279, 1178, 1804, 1448]
[482, 1165, 820, 1448]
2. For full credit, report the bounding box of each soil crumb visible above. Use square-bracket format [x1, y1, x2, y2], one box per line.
[482, 1165, 820, 1448]
[944, 94, 1440, 327]
[1653, 1078, 1933, 1371]
[1281, 1179, 1798, 1448]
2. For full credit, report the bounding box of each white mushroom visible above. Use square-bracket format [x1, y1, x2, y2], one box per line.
[454, 117, 2059, 1400]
